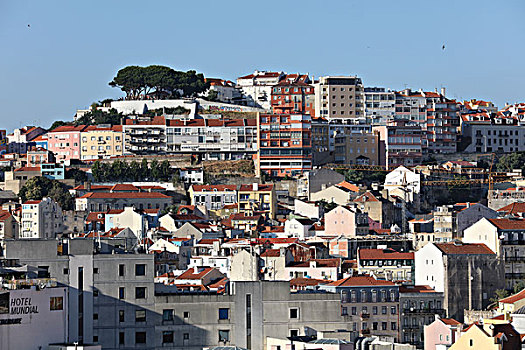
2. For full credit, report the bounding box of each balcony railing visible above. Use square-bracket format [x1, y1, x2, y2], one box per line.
[403, 308, 445, 315]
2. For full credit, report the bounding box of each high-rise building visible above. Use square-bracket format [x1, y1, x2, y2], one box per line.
[364, 87, 396, 125]
[256, 113, 312, 177]
[271, 74, 315, 116]
[314, 76, 365, 121]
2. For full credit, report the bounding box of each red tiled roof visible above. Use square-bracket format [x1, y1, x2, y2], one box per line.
[50, 125, 87, 133]
[290, 277, 331, 288]
[86, 212, 105, 222]
[176, 267, 216, 280]
[14, 166, 40, 172]
[336, 181, 359, 192]
[359, 248, 414, 261]
[0, 210, 12, 222]
[500, 289, 525, 304]
[261, 249, 281, 257]
[354, 191, 380, 202]
[289, 258, 341, 268]
[488, 218, 525, 230]
[498, 203, 525, 214]
[123, 115, 165, 126]
[255, 238, 298, 245]
[328, 275, 396, 287]
[24, 200, 42, 204]
[399, 285, 437, 293]
[79, 192, 170, 199]
[110, 184, 139, 191]
[434, 242, 495, 255]
[440, 318, 462, 326]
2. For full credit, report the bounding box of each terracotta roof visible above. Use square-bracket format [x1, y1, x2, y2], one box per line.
[354, 191, 380, 202]
[359, 248, 414, 261]
[14, 166, 40, 172]
[176, 267, 217, 280]
[399, 285, 437, 293]
[434, 242, 495, 255]
[328, 275, 396, 287]
[23, 200, 42, 205]
[261, 249, 281, 257]
[50, 125, 87, 133]
[498, 203, 525, 214]
[0, 210, 12, 222]
[86, 212, 105, 222]
[110, 184, 139, 191]
[255, 238, 298, 245]
[440, 318, 462, 326]
[123, 115, 165, 126]
[336, 181, 359, 192]
[289, 258, 341, 268]
[290, 277, 331, 287]
[79, 192, 170, 199]
[488, 218, 525, 230]
[500, 289, 525, 304]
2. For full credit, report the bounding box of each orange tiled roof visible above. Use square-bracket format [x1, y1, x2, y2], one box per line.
[359, 248, 414, 260]
[488, 218, 525, 230]
[328, 275, 396, 287]
[500, 289, 525, 304]
[434, 242, 495, 255]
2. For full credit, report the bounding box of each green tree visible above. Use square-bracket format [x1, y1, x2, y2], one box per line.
[91, 161, 104, 182]
[159, 160, 171, 181]
[109, 65, 146, 100]
[129, 161, 141, 181]
[49, 120, 71, 130]
[206, 90, 219, 101]
[150, 159, 160, 180]
[514, 281, 525, 294]
[140, 159, 149, 180]
[111, 160, 129, 181]
[317, 200, 338, 212]
[489, 289, 510, 304]
[19, 177, 74, 210]
[172, 171, 181, 186]
[75, 108, 122, 126]
[497, 152, 525, 173]
[65, 168, 88, 183]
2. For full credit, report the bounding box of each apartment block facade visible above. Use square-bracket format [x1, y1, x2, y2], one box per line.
[257, 113, 312, 177]
[271, 78, 315, 116]
[48, 125, 87, 162]
[364, 87, 396, 125]
[20, 197, 63, 239]
[314, 76, 365, 120]
[80, 125, 123, 160]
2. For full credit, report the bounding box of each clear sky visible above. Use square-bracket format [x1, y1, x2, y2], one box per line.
[1, 0, 524, 131]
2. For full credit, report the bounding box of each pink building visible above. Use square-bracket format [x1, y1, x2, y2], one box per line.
[324, 205, 369, 237]
[47, 125, 87, 163]
[424, 317, 463, 350]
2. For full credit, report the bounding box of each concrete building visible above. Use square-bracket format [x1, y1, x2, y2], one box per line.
[319, 276, 400, 341]
[448, 321, 520, 350]
[27, 147, 55, 166]
[324, 205, 369, 237]
[257, 113, 312, 177]
[433, 203, 498, 239]
[311, 117, 331, 165]
[293, 199, 323, 220]
[314, 76, 365, 121]
[399, 285, 445, 348]
[204, 78, 242, 104]
[414, 242, 504, 321]
[123, 116, 167, 155]
[7, 126, 47, 154]
[48, 125, 87, 163]
[75, 191, 172, 212]
[237, 70, 284, 109]
[310, 181, 360, 206]
[189, 185, 238, 212]
[166, 118, 257, 161]
[20, 197, 63, 239]
[357, 248, 414, 282]
[237, 183, 276, 219]
[271, 76, 315, 116]
[489, 187, 525, 211]
[364, 87, 396, 125]
[296, 169, 345, 200]
[178, 167, 204, 184]
[353, 191, 402, 229]
[333, 130, 380, 165]
[384, 166, 421, 204]
[373, 122, 425, 167]
[423, 317, 463, 350]
[80, 125, 123, 160]
[463, 218, 525, 289]
[0, 283, 69, 350]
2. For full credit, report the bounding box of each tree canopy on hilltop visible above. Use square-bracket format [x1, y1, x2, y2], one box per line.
[109, 65, 209, 100]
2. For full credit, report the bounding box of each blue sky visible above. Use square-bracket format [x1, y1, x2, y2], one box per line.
[0, 0, 524, 131]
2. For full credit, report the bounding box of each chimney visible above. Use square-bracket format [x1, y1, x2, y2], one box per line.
[253, 183, 258, 191]
[85, 181, 91, 192]
[193, 266, 199, 274]
[466, 202, 470, 208]
[441, 87, 446, 96]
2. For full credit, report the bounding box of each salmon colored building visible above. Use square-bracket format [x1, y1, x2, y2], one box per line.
[47, 125, 87, 163]
[256, 113, 312, 177]
[271, 74, 315, 116]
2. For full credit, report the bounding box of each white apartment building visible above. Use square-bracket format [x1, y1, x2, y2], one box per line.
[20, 197, 63, 239]
[166, 118, 257, 160]
[122, 116, 167, 154]
[314, 76, 365, 121]
[237, 70, 284, 109]
[364, 87, 396, 125]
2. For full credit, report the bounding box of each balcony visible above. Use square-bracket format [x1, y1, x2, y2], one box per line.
[506, 257, 525, 262]
[403, 308, 445, 315]
[360, 329, 371, 335]
[360, 312, 370, 319]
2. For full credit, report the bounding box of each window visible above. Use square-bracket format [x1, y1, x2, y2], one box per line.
[342, 307, 348, 316]
[135, 264, 146, 276]
[93, 313, 98, 320]
[119, 287, 125, 299]
[382, 306, 387, 315]
[135, 332, 146, 344]
[119, 310, 125, 322]
[135, 310, 146, 322]
[351, 307, 357, 315]
[382, 322, 387, 330]
[93, 267, 99, 274]
[119, 332, 125, 345]
[373, 322, 378, 330]
[135, 287, 146, 299]
[289, 308, 299, 319]
[219, 330, 230, 343]
[184, 311, 190, 318]
[219, 308, 229, 320]
[183, 333, 189, 340]
[118, 264, 125, 276]
[163, 309, 174, 321]
[63, 268, 69, 274]
[391, 306, 397, 315]
[50, 296, 63, 310]
[290, 329, 299, 337]
[391, 322, 397, 330]
[373, 306, 378, 315]
[163, 331, 174, 344]
[470, 339, 473, 346]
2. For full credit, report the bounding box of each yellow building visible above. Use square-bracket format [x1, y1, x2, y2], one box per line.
[80, 125, 123, 160]
[238, 183, 276, 219]
[449, 319, 520, 350]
